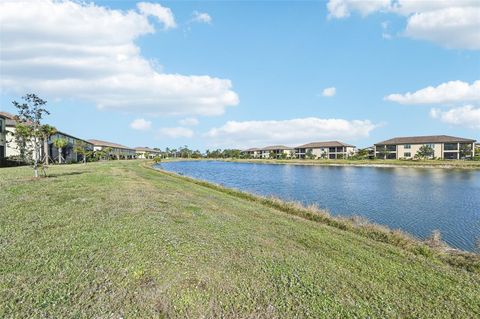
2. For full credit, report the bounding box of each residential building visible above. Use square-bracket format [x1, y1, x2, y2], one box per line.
[135, 147, 161, 159]
[48, 131, 93, 163]
[259, 145, 294, 159]
[295, 141, 356, 159]
[0, 114, 6, 159]
[242, 147, 261, 158]
[374, 135, 476, 160]
[1, 111, 91, 163]
[88, 139, 136, 159]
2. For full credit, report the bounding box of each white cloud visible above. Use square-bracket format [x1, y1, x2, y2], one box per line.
[130, 118, 152, 131]
[158, 127, 194, 138]
[430, 105, 480, 129]
[192, 11, 212, 24]
[0, 0, 239, 116]
[327, 0, 391, 19]
[178, 117, 199, 126]
[206, 117, 378, 148]
[137, 2, 176, 29]
[385, 80, 480, 105]
[322, 87, 336, 97]
[326, 0, 480, 50]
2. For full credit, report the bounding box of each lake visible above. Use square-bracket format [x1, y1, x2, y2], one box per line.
[157, 161, 480, 252]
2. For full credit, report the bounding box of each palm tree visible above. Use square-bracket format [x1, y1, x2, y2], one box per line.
[74, 140, 91, 164]
[52, 138, 68, 164]
[39, 124, 57, 165]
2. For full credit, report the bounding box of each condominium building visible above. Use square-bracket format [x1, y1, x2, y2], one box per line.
[295, 141, 356, 159]
[259, 145, 294, 158]
[0, 114, 6, 159]
[0, 111, 92, 163]
[242, 148, 261, 158]
[88, 139, 136, 159]
[374, 135, 476, 160]
[135, 147, 161, 159]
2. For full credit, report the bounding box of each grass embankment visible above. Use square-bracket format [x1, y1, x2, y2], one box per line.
[222, 158, 480, 169]
[1, 161, 479, 318]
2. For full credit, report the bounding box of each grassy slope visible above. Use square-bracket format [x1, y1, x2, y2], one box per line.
[222, 158, 480, 169]
[1, 161, 479, 318]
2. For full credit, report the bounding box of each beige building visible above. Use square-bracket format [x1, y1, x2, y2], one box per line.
[242, 147, 261, 158]
[0, 114, 6, 159]
[374, 135, 476, 160]
[135, 147, 161, 159]
[295, 141, 356, 159]
[1, 111, 92, 163]
[259, 145, 294, 158]
[89, 139, 136, 159]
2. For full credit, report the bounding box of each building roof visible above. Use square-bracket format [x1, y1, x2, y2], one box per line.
[296, 141, 355, 148]
[88, 139, 134, 150]
[261, 145, 294, 151]
[375, 135, 476, 145]
[135, 146, 161, 153]
[0, 111, 21, 126]
[243, 147, 261, 152]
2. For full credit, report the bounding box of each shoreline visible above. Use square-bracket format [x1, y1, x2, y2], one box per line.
[160, 157, 480, 170]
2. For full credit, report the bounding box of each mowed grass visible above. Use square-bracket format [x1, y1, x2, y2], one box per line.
[1, 161, 479, 318]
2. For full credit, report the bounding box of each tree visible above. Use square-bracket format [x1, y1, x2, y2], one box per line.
[459, 144, 472, 159]
[12, 94, 50, 178]
[269, 151, 277, 159]
[416, 145, 434, 160]
[39, 124, 57, 165]
[74, 140, 91, 164]
[11, 123, 33, 163]
[52, 138, 68, 164]
[305, 149, 315, 160]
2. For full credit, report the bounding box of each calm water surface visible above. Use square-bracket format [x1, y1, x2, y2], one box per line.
[158, 161, 480, 251]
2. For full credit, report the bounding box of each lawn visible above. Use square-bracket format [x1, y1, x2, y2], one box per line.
[1, 161, 479, 318]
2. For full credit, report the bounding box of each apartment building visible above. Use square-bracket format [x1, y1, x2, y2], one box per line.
[48, 131, 94, 163]
[0, 114, 6, 159]
[374, 135, 476, 160]
[135, 147, 161, 159]
[243, 148, 261, 158]
[295, 141, 356, 159]
[259, 145, 294, 158]
[89, 139, 136, 159]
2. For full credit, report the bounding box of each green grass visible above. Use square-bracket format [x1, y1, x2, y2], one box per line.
[1, 161, 479, 318]
[221, 158, 480, 169]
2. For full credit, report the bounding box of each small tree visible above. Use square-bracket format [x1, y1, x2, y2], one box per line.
[12, 123, 33, 163]
[40, 124, 57, 165]
[153, 156, 162, 164]
[269, 151, 277, 159]
[12, 94, 50, 178]
[416, 145, 434, 160]
[74, 141, 91, 164]
[305, 149, 315, 160]
[52, 138, 68, 164]
[459, 144, 472, 159]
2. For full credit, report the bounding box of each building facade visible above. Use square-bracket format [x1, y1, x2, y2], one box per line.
[295, 141, 356, 159]
[0, 114, 6, 159]
[135, 147, 161, 159]
[374, 135, 476, 160]
[89, 139, 136, 159]
[259, 145, 294, 158]
[48, 132, 93, 163]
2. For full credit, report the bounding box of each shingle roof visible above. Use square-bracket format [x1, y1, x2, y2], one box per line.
[261, 145, 294, 151]
[135, 147, 161, 153]
[88, 139, 134, 150]
[295, 141, 355, 148]
[375, 135, 476, 145]
[0, 111, 21, 126]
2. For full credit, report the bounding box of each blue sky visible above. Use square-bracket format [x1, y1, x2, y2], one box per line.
[1, 0, 479, 150]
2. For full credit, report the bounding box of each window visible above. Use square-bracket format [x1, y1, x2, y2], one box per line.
[404, 152, 411, 157]
[404, 144, 411, 149]
[444, 143, 458, 151]
[425, 144, 435, 149]
[386, 145, 396, 151]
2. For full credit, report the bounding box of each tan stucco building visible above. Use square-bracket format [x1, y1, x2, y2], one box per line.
[243, 146, 294, 158]
[374, 135, 476, 160]
[135, 147, 161, 159]
[89, 139, 136, 159]
[295, 141, 356, 159]
[0, 114, 6, 159]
